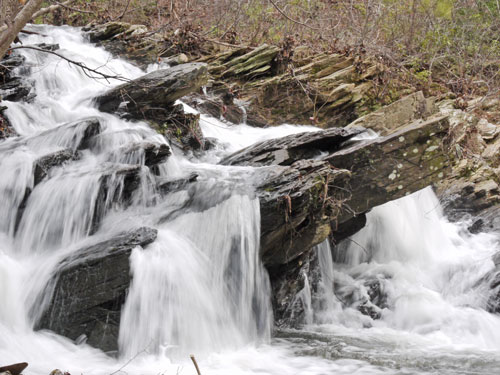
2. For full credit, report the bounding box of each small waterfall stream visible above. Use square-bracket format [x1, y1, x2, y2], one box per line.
[1, 25, 500, 375]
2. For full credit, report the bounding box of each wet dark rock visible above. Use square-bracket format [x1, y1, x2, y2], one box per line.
[270, 251, 316, 328]
[358, 302, 382, 319]
[364, 278, 386, 307]
[158, 173, 199, 195]
[113, 142, 171, 169]
[36, 227, 158, 353]
[0, 362, 28, 375]
[0, 105, 16, 140]
[0, 55, 25, 82]
[183, 94, 247, 125]
[203, 137, 219, 151]
[157, 178, 246, 224]
[0, 54, 32, 103]
[32, 43, 60, 51]
[151, 103, 205, 152]
[0, 77, 33, 102]
[90, 165, 143, 234]
[439, 180, 499, 230]
[327, 115, 451, 225]
[94, 63, 208, 118]
[33, 118, 102, 151]
[330, 214, 367, 244]
[33, 149, 78, 185]
[256, 160, 351, 266]
[15, 149, 79, 233]
[487, 272, 500, 314]
[221, 126, 363, 166]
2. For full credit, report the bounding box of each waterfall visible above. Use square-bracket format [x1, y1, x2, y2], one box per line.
[308, 187, 500, 350]
[119, 194, 271, 358]
[1, 24, 500, 375]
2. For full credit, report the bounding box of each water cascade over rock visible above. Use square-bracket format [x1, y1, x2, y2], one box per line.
[0, 24, 499, 375]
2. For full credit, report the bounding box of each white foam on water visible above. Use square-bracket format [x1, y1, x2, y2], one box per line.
[1, 24, 499, 375]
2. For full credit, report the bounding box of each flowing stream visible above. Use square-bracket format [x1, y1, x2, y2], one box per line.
[1, 25, 499, 375]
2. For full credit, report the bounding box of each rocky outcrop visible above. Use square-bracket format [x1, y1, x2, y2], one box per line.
[221, 127, 363, 166]
[215, 44, 280, 79]
[436, 101, 500, 230]
[346, 91, 436, 135]
[84, 22, 155, 67]
[225, 115, 451, 266]
[256, 160, 351, 266]
[201, 50, 383, 128]
[327, 115, 450, 226]
[94, 63, 208, 119]
[93, 63, 208, 153]
[36, 227, 158, 353]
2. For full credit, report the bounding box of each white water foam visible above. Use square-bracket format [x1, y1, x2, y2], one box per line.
[1, 23, 499, 375]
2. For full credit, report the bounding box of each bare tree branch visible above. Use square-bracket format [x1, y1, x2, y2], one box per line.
[268, 0, 320, 31]
[31, 0, 78, 20]
[7, 45, 131, 83]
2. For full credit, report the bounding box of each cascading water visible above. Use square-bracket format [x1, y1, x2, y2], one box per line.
[1, 24, 500, 375]
[288, 187, 500, 374]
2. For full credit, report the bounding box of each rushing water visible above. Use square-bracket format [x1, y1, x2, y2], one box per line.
[0, 25, 499, 375]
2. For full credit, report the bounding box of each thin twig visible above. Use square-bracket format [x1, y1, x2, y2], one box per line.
[7, 46, 130, 83]
[53, 1, 94, 14]
[268, 0, 320, 31]
[114, 0, 132, 21]
[190, 355, 201, 375]
[108, 341, 152, 375]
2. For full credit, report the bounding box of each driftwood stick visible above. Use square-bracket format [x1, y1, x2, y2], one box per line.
[189, 354, 202, 375]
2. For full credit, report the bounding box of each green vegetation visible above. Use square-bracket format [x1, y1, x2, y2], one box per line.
[33, 0, 500, 98]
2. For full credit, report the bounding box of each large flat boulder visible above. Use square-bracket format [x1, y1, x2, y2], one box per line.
[36, 227, 158, 353]
[226, 114, 451, 266]
[327, 115, 451, 226]
[94, 63, 208, 118]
